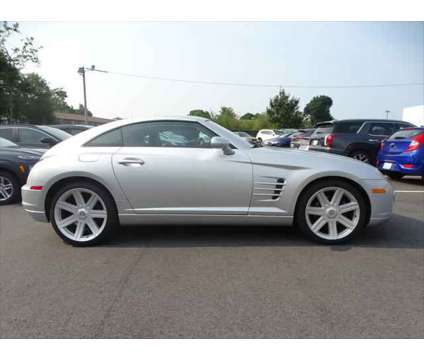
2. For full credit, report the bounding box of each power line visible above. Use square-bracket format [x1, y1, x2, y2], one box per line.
[88, 68, 423, 89]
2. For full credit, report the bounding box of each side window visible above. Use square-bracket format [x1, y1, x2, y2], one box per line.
[85, 128, 123, 147]
[368, 123, 393, 136]
[19, 128, 50, 144]
[334, 122, 363, 134]
[0, 128, 14, 141]
[122, 121, 216, 148]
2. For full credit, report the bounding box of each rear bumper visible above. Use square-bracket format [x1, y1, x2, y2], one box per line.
[377, 156, 424, 176]
[21, 184, 48, 222]
[309, 146, 344, 156]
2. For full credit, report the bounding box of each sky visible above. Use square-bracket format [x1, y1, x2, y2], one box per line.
[18, 21, 424, 120]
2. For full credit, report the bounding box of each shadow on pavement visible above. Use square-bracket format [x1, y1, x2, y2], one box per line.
[101, 214, 424, 250]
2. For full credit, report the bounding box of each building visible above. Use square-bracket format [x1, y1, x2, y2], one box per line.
[54, 112, 116, 126]
[402, 105, 424, 127]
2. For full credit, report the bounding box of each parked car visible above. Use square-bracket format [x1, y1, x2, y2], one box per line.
[22, 116, 393, 246]
[0, 137, 44, 205]
[308, 119, 413, 164]
[233, 131, 258, 145]
[256, 129, 283, 143]
[308, 121, 334, 148]
[50, 124, 94, 135]
[290, 129, 315, 150]
[377, 127, 424, 180]
[0, 125, 71, 148]
[263, 133, 294, 147]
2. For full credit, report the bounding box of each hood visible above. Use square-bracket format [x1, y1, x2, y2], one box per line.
[248, 147, 384, 180]
[0, 147, 45, 157]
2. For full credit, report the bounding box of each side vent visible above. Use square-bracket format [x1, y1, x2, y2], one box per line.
[253, 177, 286, 202]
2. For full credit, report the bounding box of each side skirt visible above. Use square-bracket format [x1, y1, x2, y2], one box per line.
[119, 213, 294, 226]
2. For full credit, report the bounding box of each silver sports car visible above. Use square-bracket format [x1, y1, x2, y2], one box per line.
[22, 116, 393, 246]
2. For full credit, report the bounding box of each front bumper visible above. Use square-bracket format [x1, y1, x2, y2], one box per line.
[21, 184, 48, 222]
[363, 179, 394, 226]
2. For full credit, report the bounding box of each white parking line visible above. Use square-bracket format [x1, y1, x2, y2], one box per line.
[394, 190, 424, 193]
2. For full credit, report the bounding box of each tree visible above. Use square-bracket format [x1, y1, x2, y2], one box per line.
[304, 95, 334, 125]
[215, 107, 239, 130]
[240, 112, 255, 120]
[266, 89, 304, 128]
[188, 109, 211, 119]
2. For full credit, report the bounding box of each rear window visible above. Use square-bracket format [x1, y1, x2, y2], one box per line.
[333, 121, 363, 134]
[313, 125, 333, 135]
[389, 129, 424, 139]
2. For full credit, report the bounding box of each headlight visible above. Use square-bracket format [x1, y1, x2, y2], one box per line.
[17, 155, 40, 160]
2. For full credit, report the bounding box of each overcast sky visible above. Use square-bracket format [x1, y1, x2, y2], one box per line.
[20, 21, 424, 120]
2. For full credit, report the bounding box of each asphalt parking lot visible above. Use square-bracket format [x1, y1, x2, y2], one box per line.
[0, 178, 423, 338]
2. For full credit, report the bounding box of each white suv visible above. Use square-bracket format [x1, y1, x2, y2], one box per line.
[256, 129, 280, 143]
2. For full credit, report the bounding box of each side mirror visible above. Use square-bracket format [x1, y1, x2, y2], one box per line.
[40, 137, 58, 147]
[210, 136, 235, 155]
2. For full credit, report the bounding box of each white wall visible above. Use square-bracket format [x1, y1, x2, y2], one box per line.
[402, 105, 424, 126]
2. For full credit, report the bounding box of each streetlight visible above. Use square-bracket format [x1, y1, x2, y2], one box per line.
[77, 65, 108, 124]
[77, 67, 88, 123]
[385, 110, 390, 120]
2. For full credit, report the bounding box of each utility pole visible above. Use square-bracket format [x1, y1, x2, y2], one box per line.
[385, 110, 390, 120]
[78, 67, 88, 124]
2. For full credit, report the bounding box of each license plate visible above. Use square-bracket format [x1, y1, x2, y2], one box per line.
[382, 162, 392, 170]
[299, 145, 309, 151]
[312, 140, 319, 145]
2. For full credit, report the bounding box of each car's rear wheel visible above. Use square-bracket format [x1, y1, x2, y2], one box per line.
[0, 170, 20, 205]
[295, 180, 367, 244]
[350, 150, 372, 164]
[50, 181, 118, 246]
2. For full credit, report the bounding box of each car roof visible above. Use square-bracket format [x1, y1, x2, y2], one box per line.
[335, 119, 405, 123]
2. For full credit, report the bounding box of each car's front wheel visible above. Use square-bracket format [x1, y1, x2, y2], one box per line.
[50, 181, 118, 246]
[295, 180, 367, 245]
[0, 170, 20, 205]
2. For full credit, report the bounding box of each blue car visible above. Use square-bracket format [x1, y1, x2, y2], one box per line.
[377, 127, 424, 180]
[263, 133, 294, 147]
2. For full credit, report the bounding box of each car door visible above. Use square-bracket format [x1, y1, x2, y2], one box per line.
[112, 120, 253, 215]
[17, 128, 54, 148]
[365, 122, 395, 149]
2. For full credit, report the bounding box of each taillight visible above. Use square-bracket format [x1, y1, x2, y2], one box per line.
[406, 133, 424, 152]
[324, 134, 334, 147]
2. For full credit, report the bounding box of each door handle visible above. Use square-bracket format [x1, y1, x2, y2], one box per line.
[118, 157, 145, 166]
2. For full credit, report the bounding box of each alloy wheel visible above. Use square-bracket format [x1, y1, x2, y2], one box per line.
[305, 187, 360, 241]
[0, 176, 14, 202]
[54, 188, 108, 242]
[352, 152, 369, 163]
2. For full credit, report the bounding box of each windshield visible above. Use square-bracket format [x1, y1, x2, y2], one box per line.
[38, 126, 72, 140]
[0, 137, 18, 147]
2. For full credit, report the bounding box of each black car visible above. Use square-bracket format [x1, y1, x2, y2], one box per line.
[50, 124, 94, 135]
[308, 119, 413, 164]
[0, 137, 45, 205]
[0, 124, 71, 148]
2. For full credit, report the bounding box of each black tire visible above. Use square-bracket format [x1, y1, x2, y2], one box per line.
[49, 181, 119, 246]
[386, 172, 404, 181]
[0, 170, 20, 205]
[295, 179, 368, 245]
[349, 150, 373, 164]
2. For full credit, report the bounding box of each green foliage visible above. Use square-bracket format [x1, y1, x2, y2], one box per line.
[1, 22, 80, 123]
[188, 109, 212, 119]
[304, 95, 334, 125]
[266, 89, 304, 129]
[192, 107, 272, 132]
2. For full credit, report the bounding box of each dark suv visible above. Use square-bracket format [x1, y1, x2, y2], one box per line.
[0, 124, 71, 148]
[308, 119, 413, 164]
